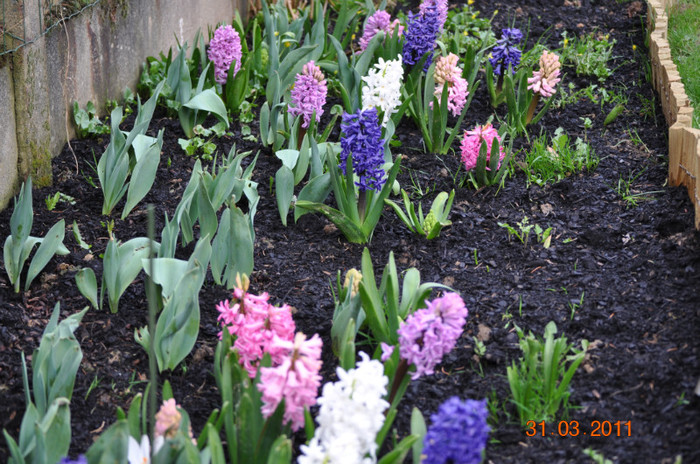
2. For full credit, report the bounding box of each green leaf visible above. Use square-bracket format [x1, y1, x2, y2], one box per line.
[275, 166, 295, 226]
[411, 408, 427, 464]
[265, 436, 292, 464]
[25, 220, 66, 291]
[75, 268, 98, 309]
[184, 88, 230, 129]
[294, 201, 367, 243]
[275, 149, 299, 170]
[122, 131, 163, 219]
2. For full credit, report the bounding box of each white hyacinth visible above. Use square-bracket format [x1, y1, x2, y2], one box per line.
[298, 352, 390, 464]
[361, 55, 404, 127]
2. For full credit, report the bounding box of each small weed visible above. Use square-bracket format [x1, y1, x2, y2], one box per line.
[85, 374, 102, 400]
[45, 191, 75, 211]
[524, 128, 598, 186]
[674, 392, 690, 408]
[559, 30, 616, 82]
[583, 448, 613, 464]
[610, 167, 664, 208]
[568, 291, 585, 320]
[499, 217, 553, 248]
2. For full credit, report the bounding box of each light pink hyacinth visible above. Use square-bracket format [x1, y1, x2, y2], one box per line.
[288, 61, 327, 129]
[216, 287, 296, 378]
[155, 399, 182, 439]
[460, 124, 505, 172]
[527, 50, 561, 97]
[433, 53, 469, 117]
[258, 332, 323, 431]
[208, 25, 243, 84]
[359, 10, 404, 51]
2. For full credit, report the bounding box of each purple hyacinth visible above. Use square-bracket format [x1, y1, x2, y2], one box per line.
[419, 0, 448, 30]
[339, 108, 386, 192]
[489, 28, 523, 76]
[402, 5, 441, 71]
[208, 25, 243, 84]
[58, 456, 87, 464]
[288, 61, 327, 128]
[397, 292, 468, 379]
[422, 397, 490, 464]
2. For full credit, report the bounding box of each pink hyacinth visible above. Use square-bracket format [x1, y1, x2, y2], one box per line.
[216, 287, 296, 378]
[155, 399, 181, 439]
[258, 332, 323, 431]
[433, 53, 469, 117]
[288, 61, 327, 129]
[397, 293, 468, 380]
[527, 50, 561, 97]
[359, 10, 404, 51]
[460, 124, 505, 172]
[208, 25, 243, 85]
[419, 0, 448, 30]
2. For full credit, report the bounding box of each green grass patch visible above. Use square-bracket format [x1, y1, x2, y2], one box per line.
[668, 0, 700, 128]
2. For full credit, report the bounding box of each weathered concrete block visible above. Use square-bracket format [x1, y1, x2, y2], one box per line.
[0, 64, 19, 210]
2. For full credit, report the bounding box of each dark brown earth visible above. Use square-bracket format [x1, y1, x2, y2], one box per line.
[1, 0, 699, 462]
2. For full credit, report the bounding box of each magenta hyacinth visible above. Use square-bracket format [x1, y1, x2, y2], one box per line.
[359, 10, 404, 51]
[397, 292, 468, 379]
[258, 332, 323, 431]
[460, 124, 505, 172]
[208, 24, 243, 84]
[217, 287, 296, 378]
[288, 61, 328, 129]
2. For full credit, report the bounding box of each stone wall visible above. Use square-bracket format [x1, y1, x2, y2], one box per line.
[0, 0, 243, 210]
[647, 0, 700, 228]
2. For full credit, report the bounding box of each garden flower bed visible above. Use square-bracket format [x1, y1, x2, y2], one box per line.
[1, 0, 699, 462]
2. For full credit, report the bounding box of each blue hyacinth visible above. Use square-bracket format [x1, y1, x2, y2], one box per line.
[58, 456, 87, 464]
[339, 108, 386, 192]
[422, 397, 490, 464]
[402, 5, 441, 71]
[489, 28, 523, 75]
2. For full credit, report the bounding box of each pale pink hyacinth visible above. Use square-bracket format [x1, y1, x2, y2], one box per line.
[527, 50, 562, 97]
[397, 293, 468, 379]
[359, 10, 404, 51]
[208, 25, 243, 84]
[460, 124, 505, 172]
[258, 332, 323, 431]
[433, 53, 469, 117]
[419, 0, 448, 30]
[288, 61, 328, 128]
[155, 399, 182, 439]
[216, 287, 296, 378]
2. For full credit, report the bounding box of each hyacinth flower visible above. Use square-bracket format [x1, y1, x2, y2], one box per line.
[295, 107, 401, 244]
[288, 60, 327, 146]
[419, 0, 448, 31]
[487, 28, 523, 106]
[526, 50, 562, 123]
[208, 24, 243, 85]
[421, 397, 490, 464]
[216, 278, 296, 378]
[298, 353, 390, 464]
[402, 4, 441, 71]
[359, 10, 404, 51]
[381, 293, 468, 409]
[361, 55, 404, 126]
[460, 123, 505, 172]
[258, 332, 323, 431]
[433, 53, 470, 117]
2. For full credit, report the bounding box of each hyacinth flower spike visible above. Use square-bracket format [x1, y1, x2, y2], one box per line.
[488, 28, 523, 105]
[526, 50, 562, 124]
[288, 60, 328, 148]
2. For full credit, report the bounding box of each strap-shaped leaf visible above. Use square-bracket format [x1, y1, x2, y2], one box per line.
[294, 201, 366, 243]
[183, 88, 229, 129]
[75, 268, 98, 310]
[122, 130, 163, 219]
[24, 220, 65, 291]
[275, 166, 295, 226]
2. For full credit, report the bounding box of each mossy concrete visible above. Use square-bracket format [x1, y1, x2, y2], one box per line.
[0, 64, 19, 210]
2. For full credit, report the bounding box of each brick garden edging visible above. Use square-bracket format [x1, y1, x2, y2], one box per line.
[647, 0, 700, 228]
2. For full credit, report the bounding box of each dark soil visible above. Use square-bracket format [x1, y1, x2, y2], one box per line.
[1, 0, 699, 463]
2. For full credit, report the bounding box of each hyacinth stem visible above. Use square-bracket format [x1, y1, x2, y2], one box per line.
[297, 125, 307, 151]
[358, 189, 368, 224]
[526, 94, 541, 125]
[387, 359, 410, 408]
[496, 68, 504, 94]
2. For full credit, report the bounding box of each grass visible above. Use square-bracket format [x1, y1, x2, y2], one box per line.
[667, 0, 700, 128]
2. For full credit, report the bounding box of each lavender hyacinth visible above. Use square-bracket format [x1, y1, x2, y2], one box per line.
[402, 5, 441, 71]
[422, 397, 490, 464]
[208, 25, 243, 84]
[397, 292, 467, 379]
[489, 28, 523, 75]
[339, 108, 386, 192]
[288, 61, 327, 128]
